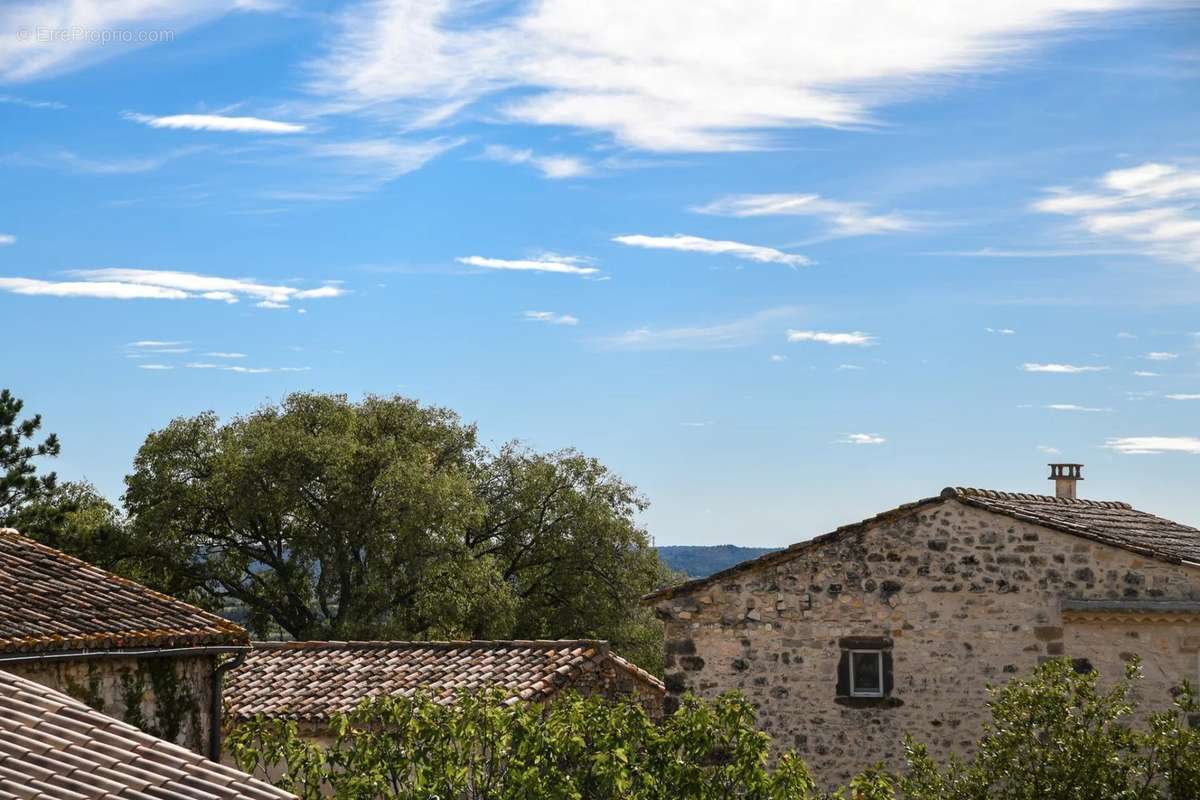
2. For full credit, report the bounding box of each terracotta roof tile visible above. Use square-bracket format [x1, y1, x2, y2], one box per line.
[0, 669, 294, 800]
[226, 640, 664, 723]
[0, 528, 247, 655]
[643, 486, 1200, 602]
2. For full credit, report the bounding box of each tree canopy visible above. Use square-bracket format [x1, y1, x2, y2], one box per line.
[123, 392, 669, 669]
[0, 388, 60, 523]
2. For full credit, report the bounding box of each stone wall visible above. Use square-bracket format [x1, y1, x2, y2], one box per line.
[652, 499, 1200, 787]
[567, 656, 665, 718]
[6, 654, 216, 754]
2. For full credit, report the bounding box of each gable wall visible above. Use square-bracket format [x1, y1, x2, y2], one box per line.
[653, 499, 1200, 787]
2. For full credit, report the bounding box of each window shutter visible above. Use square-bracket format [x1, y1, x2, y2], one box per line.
[882, 650, 894, 695]
[835, 650, 850, 696]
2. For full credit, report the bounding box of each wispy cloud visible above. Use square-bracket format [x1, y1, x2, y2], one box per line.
[3, 148, 198, 175]
[124, 112, 307, 134]
[524, 311, 579, 325]
[840, 433, 886, 445]
[1166, 394, 1200, 400]
[787, 330, 876, 346]
[307, 0, 1165, 152]
[1133, 371, 1160, 377]
[0, 94, 65, 110]
[184, 363, 311, 374]
[1037, 445, 1061, 454]
[613, 234, 810, 267]
[205, 352, 247, 358]
[0, 234, 15, 246]
[921, 247, 1132, 258]
[694, 193, 916, 237]
[986, 327, 1016, 335]
[1105, 436, 1200, 455]
[129, 340, 186, 348]
[457, 254, 598, 276]
[309, 138, 462, 183]
[1146, 351, 1178, 360]
[600, 307, 797, 351]
[137, 364, 173, 371]
[1034, 162, 1200, 269]
[1045, 403, 1110, 412]
[482, 145, 588, 179]
[769, 354, 787, 363]
[1022, 363, 1108, 373]
[0, 269, 345, 309]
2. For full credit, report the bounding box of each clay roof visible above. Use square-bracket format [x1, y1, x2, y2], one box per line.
[226, 640, 664, 723]
[643, 486, 1200, 603]
[0, 528, 248, 656]
[0, 668, 293, 800]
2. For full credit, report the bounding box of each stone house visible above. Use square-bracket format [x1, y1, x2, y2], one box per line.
[0, 527, 250, 758]
[224, 639, 664, 737]
[643, 467, 1200, 787]
[0, 668, 294, 799]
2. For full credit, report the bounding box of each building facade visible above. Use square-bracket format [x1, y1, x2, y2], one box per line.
[644, 480, 1200, 787]
[0, 527, 250, 757]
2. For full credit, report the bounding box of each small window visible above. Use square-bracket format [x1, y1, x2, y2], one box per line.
[849, 650, 884, 698]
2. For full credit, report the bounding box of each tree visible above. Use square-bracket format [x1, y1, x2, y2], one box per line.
[0, 388, 60, 524]
[124, 392, 668, 669]
[229, 690, 821, 800]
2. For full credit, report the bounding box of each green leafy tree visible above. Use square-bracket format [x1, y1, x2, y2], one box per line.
[124, 392, 668, 669]
[0, 388, 60, 523]
[229, 690, 820, 800]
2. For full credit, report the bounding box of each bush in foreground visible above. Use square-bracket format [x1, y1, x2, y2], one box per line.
[229, 658, 1200, 799]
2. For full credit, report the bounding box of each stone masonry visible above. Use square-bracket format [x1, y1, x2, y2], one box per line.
[648, 495, 1200, 787]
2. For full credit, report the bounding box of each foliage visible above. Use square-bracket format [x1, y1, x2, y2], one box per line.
[123, 392, 669, 670]
[0, 388, 60, 523]
[898, 657, 1200, 800]
[229, 690, 820, 800]
[230, 660, 1200, 800]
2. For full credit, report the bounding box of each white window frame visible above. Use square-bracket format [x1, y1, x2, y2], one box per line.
[848, 649, 884, 698]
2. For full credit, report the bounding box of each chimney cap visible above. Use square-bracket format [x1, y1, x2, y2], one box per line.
[1048, 463, 1084, 479]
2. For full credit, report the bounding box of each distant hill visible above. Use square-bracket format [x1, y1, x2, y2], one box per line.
[656, 545, 780, 579]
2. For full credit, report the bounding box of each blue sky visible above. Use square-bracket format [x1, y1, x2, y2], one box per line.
[1, 1, 1198, 546]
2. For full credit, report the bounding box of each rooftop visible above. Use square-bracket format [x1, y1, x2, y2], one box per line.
[643, 486, 1200, 603]
[0, 527, 248, 656]
[226, 639, 664, 723]
[0, 668, 293, 800]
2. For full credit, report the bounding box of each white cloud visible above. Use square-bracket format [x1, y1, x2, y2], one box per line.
[1021, 363, 1108, 373]
[613, 234, 810, 267]
[309, 138, 460, 182]
[1133, 371, 1160, 377]
[986, 327, 1016, 335]
[205, 352, 247, 358]
[840, 433, 886, 445]
[1146, 351, 1178, 360]
[1037, 445, 1061, 454]
[129, 340, 185, 347]
[787, 330, 876, 346]
[0, 268, 345, 308]
[1034, 162, 1200, 269]
[694, 193, 916, 237]
[482, 145, 588, 179]
[0, 234, 15, 246]
[308, 0, 1165, 152]
[1045, 404, 1110, 412]
[0, 94, 65, 109]
[524, 310, 579, 325]
[769, 354, 787, 363]
[185, 362, 311, 374]
[124, 112, 306, 134]
[1117, 331, 1138, 339]
[137, 364, 173, 370]
[600, 307, 797, 351]
[837, 363, 864, 370]
[1105, 436, 1200, 455]
[0, 2, 260, 83]
[1166, 394, 1200, 400]
[457, 254, 598, 276]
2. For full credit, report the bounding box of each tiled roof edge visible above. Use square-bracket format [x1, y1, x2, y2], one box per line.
[944, 487, 1132, 509]
[641, 494, 948, 604]
[249, 639, 610, 651]
[0, 527, 249, 647]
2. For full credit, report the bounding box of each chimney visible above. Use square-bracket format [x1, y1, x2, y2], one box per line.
[1048, 463, 1083, 499]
